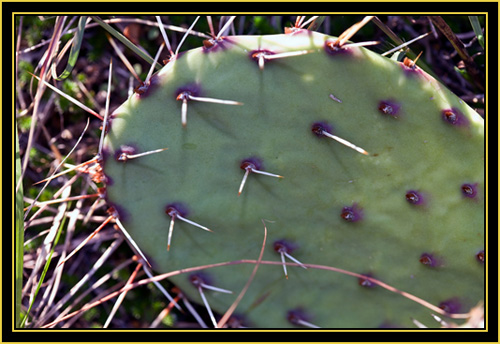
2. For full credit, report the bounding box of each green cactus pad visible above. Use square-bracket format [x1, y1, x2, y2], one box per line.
[103, 31, 484, 328]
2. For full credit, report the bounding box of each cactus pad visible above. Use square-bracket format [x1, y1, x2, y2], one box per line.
[102, 31, 484, 328]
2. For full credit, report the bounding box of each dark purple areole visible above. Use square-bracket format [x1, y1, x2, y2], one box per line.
[438, 298, 462, 314]
[202, 37, 232, 53]
[405, 190, 425, 205]
[134, 74, 160, 98]
[400, 57, 426, 78]
[114, 144, 138, 162]
[165, 202, 189, 219]
[273, 239, 298, 254]
[324, 39, 354, 57]
[358, 273, 377, 288]
[286, 308, 313, 326]
[340, 203, 363, 222]
[240, 157, 263, 172]
[105, 203, 129, 222]
[441, 108, 468, 126]
[476, 250, 485, 263]
[311, 121, 333, 137]
[378, 100, 401, 117]
[188, 272, 212, 288]
[175, 83, 202, 101]
[225, 314, 249, 328]
[249, 49, 275, 62]
[248, 49, 276, 70]
[419, 252, 439, 267]
[461, 183, 478, 199]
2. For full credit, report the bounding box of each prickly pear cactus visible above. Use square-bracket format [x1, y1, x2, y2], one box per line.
[102, 30, 484, 328]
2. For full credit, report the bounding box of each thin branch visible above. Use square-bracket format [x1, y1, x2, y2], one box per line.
[217, 219, 267, 328]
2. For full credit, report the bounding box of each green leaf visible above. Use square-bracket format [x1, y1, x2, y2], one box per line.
[469, 16, 485, 50]
[92, 16, 162, 71]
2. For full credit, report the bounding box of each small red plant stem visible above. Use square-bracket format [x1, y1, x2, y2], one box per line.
[217, 220, 267, 328]
[42, 257, 471, 328]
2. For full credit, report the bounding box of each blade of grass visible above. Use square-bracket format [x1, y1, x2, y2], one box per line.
[372, 16, 405, 48]
[306, 16, 326, 31]
[33, 206, 80, 322]
[91, 16, 162, 71]
[20, 201, 70, 328]
[53, 16, 89, 81]
[15, 123, 24, 328]
[468, 16, 484, 49]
